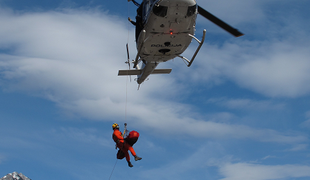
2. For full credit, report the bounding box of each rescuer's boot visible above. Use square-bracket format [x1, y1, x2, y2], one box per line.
[134, 155, 142, 161]
[128, 161, 133, 167]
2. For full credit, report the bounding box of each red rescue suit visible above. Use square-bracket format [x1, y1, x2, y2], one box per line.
[112, 128, 136, 161]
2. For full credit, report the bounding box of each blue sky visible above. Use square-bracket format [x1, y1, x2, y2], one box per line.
[1, 0, 310, 179]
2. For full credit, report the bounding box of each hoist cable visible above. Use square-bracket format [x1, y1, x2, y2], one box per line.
[109, 2, 132, 180]
[125, 0, 131, 124]
[108, 159, 118, 180]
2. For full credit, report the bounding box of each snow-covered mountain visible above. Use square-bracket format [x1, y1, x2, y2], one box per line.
[1, 172, 31, 180]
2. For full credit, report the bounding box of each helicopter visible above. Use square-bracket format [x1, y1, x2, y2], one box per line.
[118, 0, 243, 84]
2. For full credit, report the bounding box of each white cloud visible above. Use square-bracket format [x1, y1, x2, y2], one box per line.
[261, 155, 276, 160]
[191, 0, 310, 98]
[207, 98, 285, 111]
[0, 9, 134, 116]
[139, 142, 226, 179]
[189, 35, 310, 98]
[0, 7, 184, 118]
[230, 44, 310, 97]
[51, 127, 112, 147]
[286, 144, 308, 152]
[300, 111, 310, 129]
[139, 142, 310, 180]
[128, 106, 307, 144]
[301, 119, 310, 129]
[196, 0, 267, 24]
[219, 163, 310, 180]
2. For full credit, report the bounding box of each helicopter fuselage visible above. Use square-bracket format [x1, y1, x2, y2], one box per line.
[118, 0, 243, 85]
[137, 0, 197, 63]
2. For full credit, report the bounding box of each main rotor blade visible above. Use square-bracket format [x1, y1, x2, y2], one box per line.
[198, 5, 244, 37]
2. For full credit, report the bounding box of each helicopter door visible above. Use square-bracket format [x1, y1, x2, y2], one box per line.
[142, 0, 156, 22]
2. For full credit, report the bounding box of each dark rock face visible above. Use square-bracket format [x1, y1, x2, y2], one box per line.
[1, 172, 31, 180]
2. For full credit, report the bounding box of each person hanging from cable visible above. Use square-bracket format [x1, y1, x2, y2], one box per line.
[112, 123, 142, 167]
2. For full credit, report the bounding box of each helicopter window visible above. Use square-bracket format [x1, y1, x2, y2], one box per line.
[187, 5, 197, 17]
[153, 5, 168, 17]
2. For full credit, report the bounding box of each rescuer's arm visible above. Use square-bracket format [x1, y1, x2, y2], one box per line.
[114, 130, 124, 140]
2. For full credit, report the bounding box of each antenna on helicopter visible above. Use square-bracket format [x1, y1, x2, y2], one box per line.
[125, 44, 132, 82]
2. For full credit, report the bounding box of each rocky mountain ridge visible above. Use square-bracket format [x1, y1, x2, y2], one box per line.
[1, 172, 31, 180]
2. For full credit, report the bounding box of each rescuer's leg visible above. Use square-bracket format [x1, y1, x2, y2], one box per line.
[124, 143, 136, 156]
[118, 143, 134, 167]
[125, 143, 142, 161]
[124, 150, 130, 161]
[124, 149, 133, 167]
[134, 155, 142, 161]
[127, 161, 133, 167]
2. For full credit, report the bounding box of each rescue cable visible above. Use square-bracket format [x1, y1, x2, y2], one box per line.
[109, 2, 132, 179]
[108, 159, 118, 180]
